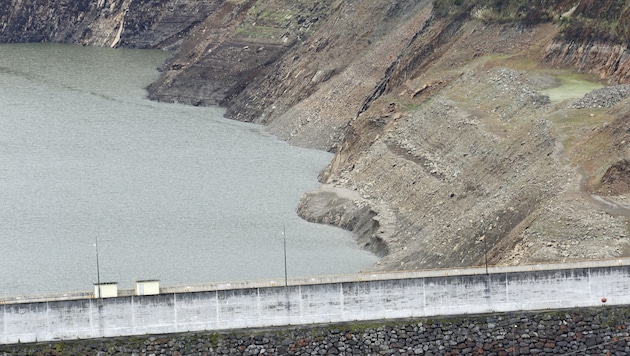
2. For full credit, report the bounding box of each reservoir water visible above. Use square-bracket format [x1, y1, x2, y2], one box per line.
[0, 43, 378, 298]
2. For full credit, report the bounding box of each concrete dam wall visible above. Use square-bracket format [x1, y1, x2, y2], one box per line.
[3, 307, 630, 355]
[2, 259, 630, 345]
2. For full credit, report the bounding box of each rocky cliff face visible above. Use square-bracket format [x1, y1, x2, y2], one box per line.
[544, 40, 630, 85]
[1, 0, 629, 271]
[0, 0, 222, 48]
[543, 0, 630, 83]
[147, 0, 335, 107]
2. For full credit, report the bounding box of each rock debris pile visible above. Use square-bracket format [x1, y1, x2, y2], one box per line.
[571, 84, 630, 109]
[486, 68, 552, 117]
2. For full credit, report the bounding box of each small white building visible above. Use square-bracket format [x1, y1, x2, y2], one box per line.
[135, 280, 160, 296]
[93, 282, 118, 298]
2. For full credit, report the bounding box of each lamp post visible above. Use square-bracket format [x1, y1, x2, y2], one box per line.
[484, 235, 488, 275]
[95, 236, 102, 301]
[283, 225, 288, 287]
[480, 216, 490, 275]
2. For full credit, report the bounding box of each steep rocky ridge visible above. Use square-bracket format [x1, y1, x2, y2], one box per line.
[544, 0, 630, 83]
[147, 0, 333, 107]
[227, 1, 435, 150]
[1, 0, 629, 271]
[0, 0, 223, 48]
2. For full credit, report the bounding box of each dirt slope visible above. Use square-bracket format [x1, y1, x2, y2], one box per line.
[279, 5, 630, 270]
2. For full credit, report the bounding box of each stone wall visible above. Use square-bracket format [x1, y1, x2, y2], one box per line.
[2, 306, 630, 355]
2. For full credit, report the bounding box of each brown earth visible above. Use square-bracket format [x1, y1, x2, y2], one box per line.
[599, 159, 630, 195]
[258, 5, 630, 270]
[1, 0, 629, 272]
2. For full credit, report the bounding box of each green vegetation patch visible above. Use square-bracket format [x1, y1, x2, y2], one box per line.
[234, 0, 308, 40]
[547, 107, 611, 150]
[431, 0, 630, 45]
[432, 0, 578, 24]
[541, 74, 604, 103]
[559, 0, 630, 44]
[235, 23, 286, 40]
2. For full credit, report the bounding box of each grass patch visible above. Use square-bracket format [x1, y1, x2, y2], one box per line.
[546, 108, 612, 151]
[396, 93, 434, 112]
[207, 333, 220, 348]
[52, 343, 66, 353]
[433, 0, 576, 24]
[341, 320, 405, 333]
[257, 9, 293, 25]
[235, 1, 297, 40]
[235, 23, 285, 40]
[482, 54, 521, 67]
[332, 0, 343, 11]
[541, 74, 604, 103]
[548, 107, 609, 131]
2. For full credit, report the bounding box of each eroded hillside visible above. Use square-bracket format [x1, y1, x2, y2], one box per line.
[2, 0, 629, 271]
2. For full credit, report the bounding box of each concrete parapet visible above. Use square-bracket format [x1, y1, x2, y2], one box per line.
[2, 258, 630, 344]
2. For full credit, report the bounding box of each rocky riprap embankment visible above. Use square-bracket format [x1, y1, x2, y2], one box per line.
[571, 84, 630, 109]
[3, 307, 630, 355]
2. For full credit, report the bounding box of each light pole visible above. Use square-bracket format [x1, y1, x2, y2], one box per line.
[484, 235, 488, 275]
[479, 214, 492, 275]
[95, 236, 102, 301]
[283, 225, 288, 287]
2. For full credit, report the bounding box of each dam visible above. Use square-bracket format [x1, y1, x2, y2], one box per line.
[2, 258, 629, 345]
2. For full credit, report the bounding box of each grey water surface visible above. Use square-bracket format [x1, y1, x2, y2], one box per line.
[0, 43, 378, 297]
